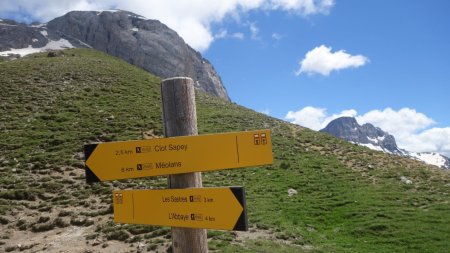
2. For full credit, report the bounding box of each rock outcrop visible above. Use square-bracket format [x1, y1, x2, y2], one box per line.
[320, 117, 450, 169]
[0, 11, 229, 100]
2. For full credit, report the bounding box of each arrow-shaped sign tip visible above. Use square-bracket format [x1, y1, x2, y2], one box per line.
[230, 187, 248, 231]
[84, 144, 100, 184]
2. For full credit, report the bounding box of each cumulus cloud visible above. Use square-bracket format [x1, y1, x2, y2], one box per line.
[285, 106, 357, 130]
[296, 45, 369, 76]
[285, 106, 450, 157]
[285, 106, 327, 130]
[0, 0, 334, 52]
[356, 108, 435, 140]
[401, 128, 450, 157]
[0, 0, 106, 23]
[354, 108, 450, 156]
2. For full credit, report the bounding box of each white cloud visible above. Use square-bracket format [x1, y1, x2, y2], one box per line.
[285, 106, 450, 157]
[356, 108, 435, 140]
[269, 0, 334, 15]
[232, 32, 245, 40]
[215, 29, 245, 40]
[296, 45, 369, 76]
[272, 33, 282, 40]
[354, 108, 449, 156]
[402, 128, 450, 157]
[249, 22, 260, 40]
[285, 106, 327, 130]
[215, 29, 228, 39]
[0, 0, 335, 52]
[285, 106, 357, 130]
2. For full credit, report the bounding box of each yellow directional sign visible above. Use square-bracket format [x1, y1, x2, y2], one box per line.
[113, 187, 247, 231]
[84, 130, 272, 183]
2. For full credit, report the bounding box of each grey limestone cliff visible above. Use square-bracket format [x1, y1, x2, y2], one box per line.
[0, 20, 47, 51]
[46, 11, 229, 100]
[320, 117, 450, 169]
[0, 11, 229, 100]
[320, 117, 401, 154]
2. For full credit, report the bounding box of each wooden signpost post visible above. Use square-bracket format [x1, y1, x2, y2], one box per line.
[161, 77, 207, 253]
[84, 77, 273, 253]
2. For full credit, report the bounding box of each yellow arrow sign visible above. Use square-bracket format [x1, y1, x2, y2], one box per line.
[113, 187, 247, 231]
[85, 130, 272, 183]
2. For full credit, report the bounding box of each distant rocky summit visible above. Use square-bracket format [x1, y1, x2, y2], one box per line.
[0, 11, 229, 100]
[320, 117, 400, 154]
[320, 117, 450, 169]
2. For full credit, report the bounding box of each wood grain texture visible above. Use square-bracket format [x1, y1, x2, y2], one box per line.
[160, 77, 208, 253]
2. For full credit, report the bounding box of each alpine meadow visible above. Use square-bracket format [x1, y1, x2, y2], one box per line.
[0, 49, 449, 252]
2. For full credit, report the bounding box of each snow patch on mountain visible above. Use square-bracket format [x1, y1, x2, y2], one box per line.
[321, 117, 450, 170]
[358, 142, 385, 152]
[359, 143, 449, 169]
[0, 39, 74, 57]
[0, 22, 18, 27]
[31, 23, 45, 28]
[96, 10, 121, 15]
[409, 152, 447, 168]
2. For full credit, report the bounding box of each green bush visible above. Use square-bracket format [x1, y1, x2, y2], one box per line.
[124, 224, 156, 235]
[37, 216, 50, 223]
[31, 222, 55, 232]
[5, 245, 16, 252]
[0, 216, 10, 225]
[16, 219, 28, 230]
[53, 217, 69, 228]
[0, 189, 41, 201]
[106, 230, 130, 241]
[70, 217, 94, 226]
[58, 210, 73, 217]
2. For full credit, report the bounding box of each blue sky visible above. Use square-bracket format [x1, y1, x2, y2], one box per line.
[1, 0, 449, 156]
[204, 1, 450, 156]
[205, 1, 449, 122]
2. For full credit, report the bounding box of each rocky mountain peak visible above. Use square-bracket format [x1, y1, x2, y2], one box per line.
[0, 10, 230, 100]
[320, 117, 450, 169]
[47, 10, 229, 100]
[319, 117, 359, 141]
[320, 117, 400, 154]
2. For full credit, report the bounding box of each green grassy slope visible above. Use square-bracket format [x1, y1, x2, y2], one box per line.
[0, 49, 449, 252]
